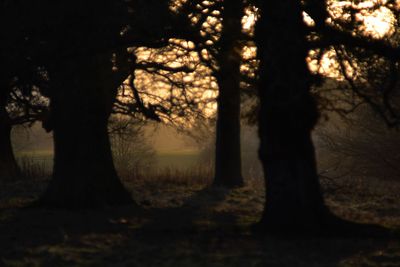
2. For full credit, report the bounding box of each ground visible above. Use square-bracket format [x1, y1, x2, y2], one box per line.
[0, 176, 399, 267]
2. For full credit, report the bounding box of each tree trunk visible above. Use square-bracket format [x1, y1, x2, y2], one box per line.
[0, 91, 20, 181]
[39, 54, 133, 208]
[254, 1, 334, 232]
[0, 111, 20, 181]
[213, 0, 244, 187]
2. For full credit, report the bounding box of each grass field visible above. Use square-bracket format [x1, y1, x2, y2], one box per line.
[155, 149, 202, 170]
[15, 149, 204, 176]
[0, 174, 399, 267]
[4, 150, 399, 267]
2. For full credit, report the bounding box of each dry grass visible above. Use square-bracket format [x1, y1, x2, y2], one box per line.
[0, 159, 399, 267]
[121, 163, 214, 188]
[19, 156, 49, 180]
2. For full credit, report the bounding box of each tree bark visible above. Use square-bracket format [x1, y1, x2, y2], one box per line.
[39, 54, 133, 208]
[213, 0, 244, 187]
[254, 1, 334, 232]
[0, 106, 20, 181]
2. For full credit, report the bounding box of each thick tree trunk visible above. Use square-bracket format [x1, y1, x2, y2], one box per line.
[255, 1, 334, 232]
[213, 0, 244, 187]
[0, 114, 20, 181]
[0, 93, 20, 181]
[39, 54, 133, 208]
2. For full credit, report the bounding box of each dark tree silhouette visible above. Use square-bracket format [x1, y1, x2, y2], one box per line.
[213, 0, 245, 187]
[7, 0, 185, 207]
[40, 55, 133, 208]
[0, 2, 49, 180]
[111, 0, 253, 188]
[176, 0, 254, 187]
[0, 0, 24, 180]
[112, 47, 211, 126]
[0, 89, 18, 180]
[254, 0, 400, 232]
[119, 1, 259, 187]
[255, 0, 331, 232]
[0, 85, 48, 181]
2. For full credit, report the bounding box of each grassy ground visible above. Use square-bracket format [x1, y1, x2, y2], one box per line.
[0, 172, 399, 266]
[16, 149, 203, 174]
[155, 150, 202, 170]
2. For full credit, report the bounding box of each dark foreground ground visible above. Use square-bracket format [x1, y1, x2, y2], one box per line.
[0, 176, 399, 267]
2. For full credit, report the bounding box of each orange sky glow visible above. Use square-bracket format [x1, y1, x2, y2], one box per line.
[118, 1, 398, 122]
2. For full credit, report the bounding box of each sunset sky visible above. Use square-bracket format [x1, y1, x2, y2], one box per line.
[116, 0, 398, 123]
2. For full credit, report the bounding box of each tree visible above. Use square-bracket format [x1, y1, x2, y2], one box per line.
[0, 89, 18, 180]
[255, 0, 330, 232]
[254, 0, 400, 232]
[117, 0, 258, 187]
[113, 46, 211, 126]
[213, 0, 245, 187]
[0, 1, 23, 180]
[176, 0, 258, 187]
[0, 2, 49, 180]
[0, 85, 48, 181]
[9, 0, 186, 207]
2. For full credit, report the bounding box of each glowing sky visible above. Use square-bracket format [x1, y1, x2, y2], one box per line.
[122, 1, 398, 121]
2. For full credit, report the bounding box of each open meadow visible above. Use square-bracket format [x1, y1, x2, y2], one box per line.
[1, 155, 399, 267]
